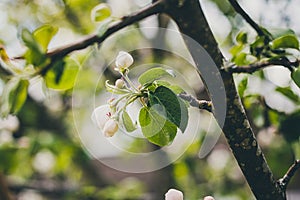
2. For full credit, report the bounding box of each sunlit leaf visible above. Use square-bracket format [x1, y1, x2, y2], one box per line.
[138, 68, 175, 85]
[122, 110, 136, 132]
[91, 3, 111, 22]
[44, 57, 79, 90]
[236, 32, 247, 44]
[271, 34, 299, 50]
[33, 24, 58, 52]
[1, 78, 29, 117]
[21, 28, 46, 66]
[139, 106, 177, 146]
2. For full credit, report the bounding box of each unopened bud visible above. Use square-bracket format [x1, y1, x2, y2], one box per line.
[115, 79, 125, 88]
[103, 119, 118, 137]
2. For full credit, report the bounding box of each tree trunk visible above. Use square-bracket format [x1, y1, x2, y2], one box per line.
[162, 0, 285, 199]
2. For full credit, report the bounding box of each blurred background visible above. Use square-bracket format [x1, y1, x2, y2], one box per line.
[0, 0, 300, 199]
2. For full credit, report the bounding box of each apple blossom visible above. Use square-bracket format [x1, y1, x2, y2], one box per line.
[115, 51, 133, 72]
[165, 189, 184, 200]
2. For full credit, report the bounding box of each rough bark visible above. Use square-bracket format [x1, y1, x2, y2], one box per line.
[163, 0, 285, 199]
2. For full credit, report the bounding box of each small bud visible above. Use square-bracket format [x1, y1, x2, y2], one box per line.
[165, 189, 183, 200]
[115, 79, 125, 88]
[103, 119, 118, 137]
[115, 51, 133, 72]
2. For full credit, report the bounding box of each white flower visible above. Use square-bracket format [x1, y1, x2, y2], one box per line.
[91, 105, 110, 130]
[115, 51, 133, 71]
[165, 189, 184, 200]
[115, 79, 125, 88]
[204, 196, 215, 200]
[103, 119, 118, 137]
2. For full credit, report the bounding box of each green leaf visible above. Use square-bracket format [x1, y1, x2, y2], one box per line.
[276, 87, 299, 103]
[149, 86, 188, 132]
[122, 110, 136, 132]
[91, 3, 111, 22]
[230, 44, 244, 57]
[1, 78, 29, 117]
[139, 107, 177, 146]
[21, 28, 46, 66]
[236, 32, 247, 44]
[271, 34, 299, 50]
[250, 36, 266, 57]
[238, 76, 248, 97]
[291, 67, 300, 88]
[154, 80, 184, 94]
[44, 57, 79, 90]
[33, 24, 58, 52]
[232, 52, 250, 66]
[138, 68, 175, 85]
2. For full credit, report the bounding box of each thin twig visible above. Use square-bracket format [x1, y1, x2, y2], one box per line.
[38, 0, 165, 75]
[178, 92, 212, 112]
[228, 0, 268, 37]
[223, 58, 299, 74]
[278, 160, 300, 190]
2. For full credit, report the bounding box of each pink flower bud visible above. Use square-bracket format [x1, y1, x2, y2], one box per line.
[165, 189, 183, 200]
[103, 119, 118, 137]
[115, 51, 133, 71]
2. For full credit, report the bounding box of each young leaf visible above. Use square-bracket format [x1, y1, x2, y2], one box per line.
[33, 24, 58, 52]
[139, 107, 177, 146]
[44, 57, 79, 90]
[21, 28, 46, 66]
[122, 110, 136, 132]
[149, 86, 188, 132]
[138, 68, 175, 85]
[1, 78, 29, 117]
[236, 32, 248, 44]
[271, 34, 299, 50]
[292, 67, 300, 88]
[91, 3, 111, 22]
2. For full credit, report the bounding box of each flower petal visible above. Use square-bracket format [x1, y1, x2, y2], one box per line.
[91, 105, 110, 130]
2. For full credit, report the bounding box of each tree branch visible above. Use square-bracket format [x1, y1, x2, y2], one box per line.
[278, 160, 300, 190]
[0, 172, 13, 200]
[164, 0, 285, 199]
[223, 58, 299, 74]
[178, 92, 212, 112]
[228, 0, 269, 38]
